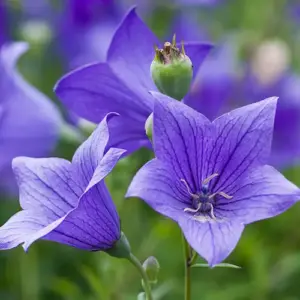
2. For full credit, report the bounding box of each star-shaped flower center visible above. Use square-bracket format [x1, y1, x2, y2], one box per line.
[181, 173, 232, 222]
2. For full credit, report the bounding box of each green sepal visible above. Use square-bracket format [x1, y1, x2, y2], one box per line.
[105, 232, 131, 259]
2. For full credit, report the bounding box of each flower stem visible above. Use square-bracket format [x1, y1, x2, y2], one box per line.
[183, 234, 192, 300]
[128, 253, 153, 300]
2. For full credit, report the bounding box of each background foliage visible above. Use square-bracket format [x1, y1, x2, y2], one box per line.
[1, 0, 300, 299]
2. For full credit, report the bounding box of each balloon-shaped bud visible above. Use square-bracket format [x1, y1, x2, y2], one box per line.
[145, 113, 153, 142]
[150, 35, 193, 100]
[142, 256, 160, 285]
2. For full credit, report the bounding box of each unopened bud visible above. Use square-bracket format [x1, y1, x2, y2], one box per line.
[151, 35, 193, 100]
[142, 256, 160, 285]
[145, 113, 153, 142]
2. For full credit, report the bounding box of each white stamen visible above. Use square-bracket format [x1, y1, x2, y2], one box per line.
[208, 203, 217, 221]
[209, 191, 233, 200]
[202, 173, 219, 185]
[180, 179, 199, 199]
[184, 202, 202, 213]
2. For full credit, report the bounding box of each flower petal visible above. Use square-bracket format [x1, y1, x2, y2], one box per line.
[55, 62, 151, 124]
[151, 92, 213, 192]
[107, 7, 158, 97]
[178, 216, 244, 266]
[126, 159, 188, 222]
[207, 97, 278, 193]
[216, 165, 300, 224]
[12, 157, 79, 216]
[0, 156, 80, 250]
[71, 113, 115, 185]
[105, 116, 151, 154]
[23, 147, 124, 251]
[0, 211, 52, 250]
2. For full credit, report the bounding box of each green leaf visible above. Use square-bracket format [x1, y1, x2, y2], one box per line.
[192, 263, 242, 269]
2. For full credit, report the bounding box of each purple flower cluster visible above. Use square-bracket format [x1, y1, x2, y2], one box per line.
[0, 3, 299, 271]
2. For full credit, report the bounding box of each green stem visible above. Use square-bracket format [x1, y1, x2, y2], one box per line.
[182, 235, 192, 300]
[128, 253, 153, 300]
[188, 250, 198, 267]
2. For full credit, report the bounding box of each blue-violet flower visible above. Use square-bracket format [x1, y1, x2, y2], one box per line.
[127, 93, 300, 266]
[0, 114, 125, 252]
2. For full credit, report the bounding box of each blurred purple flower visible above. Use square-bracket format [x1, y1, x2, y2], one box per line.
[127, 93, 300, 266]
[184, 41, 238, 120]
[175, 0, 222, 5]
[243, 39, 300, 168]
[0, 2, 8, 46]
[0, 114, 125, 251]
[55, 7, 213, 154]
[244, 73, 300, 168]
[58, 0, 124, 69]
[288, 3, 300, 24]
[169, 10, 208, 42]
[0, 42, 62, 195]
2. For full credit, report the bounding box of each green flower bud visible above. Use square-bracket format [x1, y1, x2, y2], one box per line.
[145, 113, 153, 142]
[142, 256, 160, 285]
[150, 35, 193, 100]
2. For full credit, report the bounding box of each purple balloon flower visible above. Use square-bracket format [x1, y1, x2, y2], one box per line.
[242, 38, 300, 169]
[0, 114, 125, 251]
[0, 42, 62, 194]
[57, 0, 123, 70]
[127, 93, 300, 266]
[55, 7, 213, 153]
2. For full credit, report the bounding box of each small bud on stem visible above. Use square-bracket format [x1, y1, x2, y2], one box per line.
[142, 256, 160, 285]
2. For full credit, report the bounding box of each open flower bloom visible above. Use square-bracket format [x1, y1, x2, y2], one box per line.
[0, 42, 62, 194]
[55, 7, 212, 154]
[0, 114, 125, 251]
[127, 93, 300, 266]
